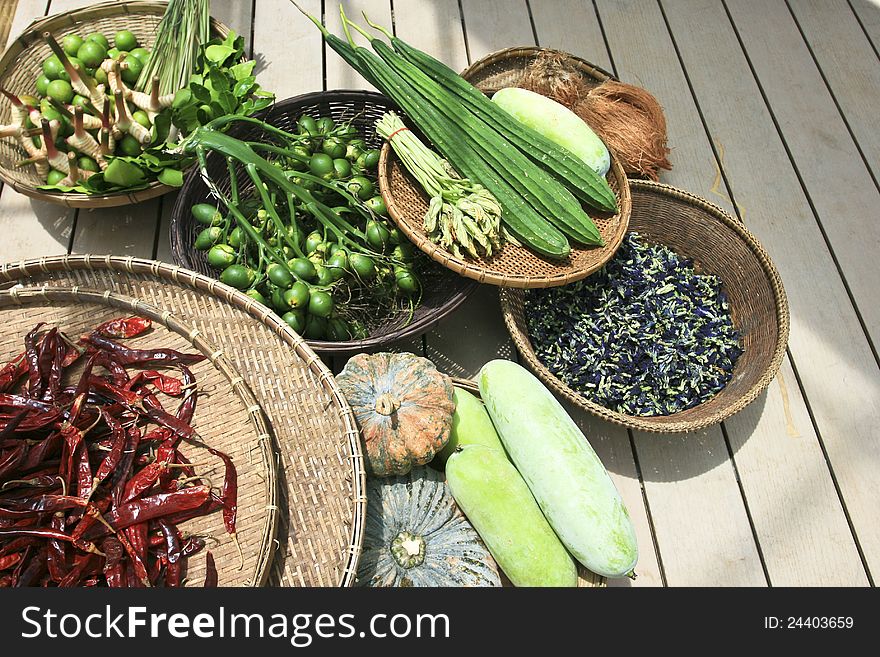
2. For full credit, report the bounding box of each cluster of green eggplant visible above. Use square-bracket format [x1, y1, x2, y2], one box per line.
[190, 113, 421, 341]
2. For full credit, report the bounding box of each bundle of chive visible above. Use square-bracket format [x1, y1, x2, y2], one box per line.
[135, 0, 210, 95]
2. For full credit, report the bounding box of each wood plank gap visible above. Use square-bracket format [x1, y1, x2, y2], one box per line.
[626, 428, 668, 587]
[718, 423, 771, 585]
[720, 0, 880, 372]
[656, 0, 769, 585]
[456, 0, 472, 65]
[785, 348, 875, 585]
[524, 0, 540, 45]
[66, 210, 78, 255]
[847, 0, 880, 60]
[150, 195, 165, 260]
[321, 0, 327, 91]
[591, 0, 620, 77]
[249, 0, 257, 60]
[784, 0, 880, 193]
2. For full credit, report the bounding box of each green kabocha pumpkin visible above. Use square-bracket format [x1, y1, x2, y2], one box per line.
[337, 352, 454, 477]
[357, 466, 501, 587]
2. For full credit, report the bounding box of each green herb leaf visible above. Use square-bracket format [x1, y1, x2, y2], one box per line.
[229, 61, 255, 81]
[190, 83, 211, 104]
[205, 44, 235, 64]
[158, 167, 184, 187]
[104, 159, 147, 187]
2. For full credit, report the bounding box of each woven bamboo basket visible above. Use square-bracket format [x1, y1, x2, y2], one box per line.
[450, 377, 605, 587]
[0, 285, 276, 586]
[0, 1, 234, 209]
[378, 46, 629, 289]
[500, 181, 790, 433]
[170, 89, 476, 354]
[0, 255, 366, 586]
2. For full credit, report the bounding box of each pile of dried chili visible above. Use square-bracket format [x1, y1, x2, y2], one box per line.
[0, 316, 235, 587]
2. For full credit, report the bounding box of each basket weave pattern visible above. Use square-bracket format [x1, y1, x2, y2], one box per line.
[0, 256, 366, 586]
[501, 181, 790, 433]
[0, 1, 233, 208]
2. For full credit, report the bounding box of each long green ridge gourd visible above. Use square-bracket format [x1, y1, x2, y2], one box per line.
[478, 360, 638, 578]
[360, 30, 604, 247]
[446, 445, 577, 587]
[366, 20, 617, 213]
[291, 3, 569, 258]
[434, 387, 505, 466]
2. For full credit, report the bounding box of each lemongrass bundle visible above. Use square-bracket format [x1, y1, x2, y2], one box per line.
[135, 0, 211, 95]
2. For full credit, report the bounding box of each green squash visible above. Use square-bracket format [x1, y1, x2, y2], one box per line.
[357, 466, 501, 587]
[337, 352, 454, 477]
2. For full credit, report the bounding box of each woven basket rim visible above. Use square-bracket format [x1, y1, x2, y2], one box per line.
[0, 253, 367, 586]
[0, 283, 278, 586]
[169, 88, 478, 354]
[459, 45, 616, 87]
[0, 0, 235, 209]
[500, 180, 790, 433]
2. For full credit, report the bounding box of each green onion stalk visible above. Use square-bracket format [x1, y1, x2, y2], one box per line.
[376, 111, 506, 259]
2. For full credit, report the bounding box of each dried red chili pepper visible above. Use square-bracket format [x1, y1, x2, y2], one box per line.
[126, 371, 184, 396]
[23, 323, 45, 399]
[93, 317, 152, 340]
[100, 486, 210, 534]
[110, 426, 140, 508]
[0, 352, 28, 393]
[176, 365, 197, 424]
[91, 412, 127, 491]
[0, 443, 26, 479]
[203, 551, 217, 587]
[83, 334, 207, 368]
[0, 552, 21, 570]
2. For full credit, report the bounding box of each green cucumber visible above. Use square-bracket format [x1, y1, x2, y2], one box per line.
[446, 444, 577, 587]
[492, 87, 611, 176]
[478, 360, 638, 578]
[434, 387, 505, 466]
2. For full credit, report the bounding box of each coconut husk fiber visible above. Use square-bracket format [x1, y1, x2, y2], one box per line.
[520, 52, 672, 181]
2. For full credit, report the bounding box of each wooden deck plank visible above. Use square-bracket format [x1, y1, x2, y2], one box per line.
[595, 0, 766, 586]
[526, 0, 664, 588]
[849, 0, 880, 53]
[1, 0, 72, 265]
[726, 0, 880, 348]
[789, 0, 880, 187]
[324, 0, 392, 91]
[663, 0, 866, 585]
[720, 0, 880, 581]
[253, 0, 322, 98]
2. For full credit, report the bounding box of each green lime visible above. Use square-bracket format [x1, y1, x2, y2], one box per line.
[94, 67, 108, 86]
[281, 310, 306, 334]
[121, 56, 142, 85]
[67, 56, 84, 75]
[316, 116, 335, 135]
[365, 195, 387, 216]
[332, 158, 351, 179]
[193, 226, 223, 250]
[395, 267, 420, 295]
[227, 226, 244, 249]
[207, 244, 236, 269]
[349, 253, 375, 279]
[42, 55, 64, 81]
[132, 110, 151, 128]
[129, 47, 150, 64]
[114, 30, 138, 52]
[86, 32, 110, 50]
[303, 315, 328, 340]
[219, 264, 254, 290]
[35, 75, 50, 97]
[107, 47, 120, 60]
[305, 231, 323, 254]
[46, 79, 74, 104]
[245, 289, 268, 306]
[321, 137, 346, 159]
[39, 99, 61, 122]
[365, 220, 390, 250]
[46, 169, 66, 185]
[347, 176, 373, 201]
[267, 263, 294, 288]
[283, 281, 311, 310]
[289, 257, 317, 281]
[62, 34, 84, 57]
[308, 290, 334, 318]
[78, 156, 100, 173]
[117, 134, 141, 157]
[191, 203, 222, 226]
[308, 153, 334, 179]
[76, 40, 107, 69]
[71, 94, 89, 110]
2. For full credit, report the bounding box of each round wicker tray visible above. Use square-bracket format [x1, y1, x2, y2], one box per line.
[0, 1, 235, 209]
[0, 255, 366, 586]
[500, 181, 790, 433]
[377, 48, 630, 289]
[450, 377, 605, 587]
[170, 89, 476, 354]
[0, 285, 276, 586]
